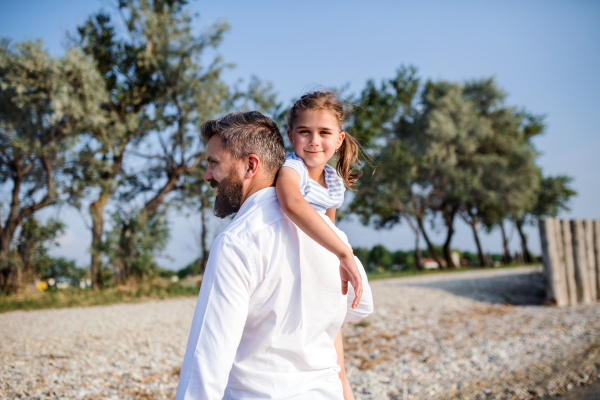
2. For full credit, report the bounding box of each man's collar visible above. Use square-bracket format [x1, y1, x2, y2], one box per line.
[234, 187, 277, 220]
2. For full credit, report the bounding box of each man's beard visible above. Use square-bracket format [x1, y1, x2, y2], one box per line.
[211, 170, 244, 219]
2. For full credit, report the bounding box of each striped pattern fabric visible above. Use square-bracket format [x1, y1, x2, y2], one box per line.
[281, 152, 346, 214]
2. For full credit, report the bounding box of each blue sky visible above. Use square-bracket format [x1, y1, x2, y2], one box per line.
[1, 0, 598, 269]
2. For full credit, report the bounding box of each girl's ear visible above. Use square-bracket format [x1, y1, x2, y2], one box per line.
[287, 129, 293, 145]
[337, 130, 346, 149]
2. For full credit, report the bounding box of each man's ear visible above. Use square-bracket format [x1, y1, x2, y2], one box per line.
[244, 154, 261, 179]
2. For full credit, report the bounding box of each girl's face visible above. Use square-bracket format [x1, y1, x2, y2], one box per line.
[287, 109, 345, 169]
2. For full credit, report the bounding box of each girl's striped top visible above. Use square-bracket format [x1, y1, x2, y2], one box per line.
[281, 152, 346, 214]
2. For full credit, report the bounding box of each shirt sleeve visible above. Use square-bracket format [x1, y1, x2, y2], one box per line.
[281, 154, 308, 192]
[175, 234, 254, 400]
[343, 255, 374, 323]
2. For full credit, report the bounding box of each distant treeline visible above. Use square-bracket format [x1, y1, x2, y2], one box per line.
[0, 0, 575, 293]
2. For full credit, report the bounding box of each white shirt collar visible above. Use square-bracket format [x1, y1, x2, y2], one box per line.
[233, 186, 277, 221]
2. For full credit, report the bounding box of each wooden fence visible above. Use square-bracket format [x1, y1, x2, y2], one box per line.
[539, 218, 600, 306]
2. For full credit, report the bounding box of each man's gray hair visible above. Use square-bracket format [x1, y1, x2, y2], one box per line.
[202, 111, 286, 178]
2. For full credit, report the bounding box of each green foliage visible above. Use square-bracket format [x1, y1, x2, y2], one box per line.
[349, 67, 569, 268]
[352, 247, 369, 268]
[103, 207, 171, 282]
[0, 279, 199, 313]
[0, 38, 105, 291]
[392, 250, 416, 270]
[532, 175, 577, 218]
[367, 244, 393, 270]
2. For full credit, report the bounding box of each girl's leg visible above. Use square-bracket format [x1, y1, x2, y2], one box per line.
[334, 329, 356, 400]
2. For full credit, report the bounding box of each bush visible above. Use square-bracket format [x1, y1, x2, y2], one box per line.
[368, 245, 393, 270]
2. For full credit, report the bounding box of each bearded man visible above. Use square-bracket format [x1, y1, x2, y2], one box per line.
[175, 111, 372, 399]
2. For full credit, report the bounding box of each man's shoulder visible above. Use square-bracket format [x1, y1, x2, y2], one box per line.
[219, 196, 289, 246]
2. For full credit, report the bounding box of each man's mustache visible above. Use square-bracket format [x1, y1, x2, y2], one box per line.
[209, 178, 219, 188]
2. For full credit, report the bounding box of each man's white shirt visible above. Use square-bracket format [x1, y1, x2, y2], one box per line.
[175, 187, 373, 400]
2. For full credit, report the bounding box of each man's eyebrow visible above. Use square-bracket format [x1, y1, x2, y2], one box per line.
[206, 156, 220, 163]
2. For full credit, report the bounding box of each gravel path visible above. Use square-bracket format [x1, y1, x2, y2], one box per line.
[1, 266, 599, 400]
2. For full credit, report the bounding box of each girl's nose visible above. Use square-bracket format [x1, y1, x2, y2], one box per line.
[308, 133, 320, 146]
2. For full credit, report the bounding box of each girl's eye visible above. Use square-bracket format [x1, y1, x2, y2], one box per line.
[320, 131, 332, 135]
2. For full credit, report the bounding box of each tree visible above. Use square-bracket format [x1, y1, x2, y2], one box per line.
[10, 216, 65, 290]
[350, 66, 437, 270]
[72, 7, 163, 288]
[458, 78, 540, 267]
[368, 245, 393, 270]
[511, 174, 576, 262]
[0, 39, 105, 291]
[412, 81, 493, 267]
[72, 0, 252, 286]
[85, 1, 278, 283]
[102, 206, 170, 283]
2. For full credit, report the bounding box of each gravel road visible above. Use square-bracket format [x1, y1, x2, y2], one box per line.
[1, 266, 599, 400]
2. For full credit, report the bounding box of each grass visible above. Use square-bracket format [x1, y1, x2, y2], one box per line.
[365, 263, 538, 281]
[1, 263, 539, 314]
[0, 279, 200, 314]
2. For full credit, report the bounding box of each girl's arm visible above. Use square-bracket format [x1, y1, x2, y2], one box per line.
[276, 167, 363, 307]
[325, 208, 336, 224]
[335, 329, 356, 400]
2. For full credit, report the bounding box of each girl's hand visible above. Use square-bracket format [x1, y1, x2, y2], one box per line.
[339, 252, 362, 309]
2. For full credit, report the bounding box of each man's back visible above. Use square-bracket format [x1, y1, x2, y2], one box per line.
[176, 187, 372, 399]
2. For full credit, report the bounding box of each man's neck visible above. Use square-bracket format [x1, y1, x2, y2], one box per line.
[240, 178, 274, 206]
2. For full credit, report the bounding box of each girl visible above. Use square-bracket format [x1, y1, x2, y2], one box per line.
[276, 90, 373, 400]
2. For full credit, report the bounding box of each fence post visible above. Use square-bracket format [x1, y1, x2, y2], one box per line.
[571, 219, 592, 304]
[594, 220, 600, 301]
[540, 218, 569, 306]
[584, 220, 597, 301]
[540, 219, 554, 302]
[561, 219, 578, 305]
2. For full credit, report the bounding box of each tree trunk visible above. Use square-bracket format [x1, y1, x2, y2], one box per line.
[470, 221, 487, 267]
[89, 189, 111, 290]
[1, 159, 53, 292]
[515, 219, 533, 264]
[199, 191, 209, 274]
[416, 216, 444, 268]
[460, 210, 487, 267]
[499, 221, 512, 265]
[406, 215, 422, 271]
[414, 231, 423, 271]
[442, 206, 458, 268]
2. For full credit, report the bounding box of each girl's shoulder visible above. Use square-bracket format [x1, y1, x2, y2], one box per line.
[323, 164, 346, 196]
[282, 152, 309, 187]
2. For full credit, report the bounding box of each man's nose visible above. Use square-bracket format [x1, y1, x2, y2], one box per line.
[204, 168, 212, 183]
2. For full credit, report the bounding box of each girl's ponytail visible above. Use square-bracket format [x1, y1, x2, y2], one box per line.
[336, 131, 362, 190]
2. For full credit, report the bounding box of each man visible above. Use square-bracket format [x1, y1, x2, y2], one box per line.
[175, 111, 373, 399]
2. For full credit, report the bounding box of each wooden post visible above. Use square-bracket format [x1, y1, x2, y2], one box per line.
[561, 219, 578, 305]
[571, 219, 592, 304]
[594, 220, 600, 301]
[540, 218, 569, 306]
[584, 220, 597, 301]
[552, 219, 569, 306]
[540, 219, 554, 302]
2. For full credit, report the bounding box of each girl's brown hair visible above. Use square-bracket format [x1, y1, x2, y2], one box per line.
[286, 90, 362, 189]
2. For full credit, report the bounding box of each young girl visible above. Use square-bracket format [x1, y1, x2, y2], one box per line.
[276, 90, 373, 400]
